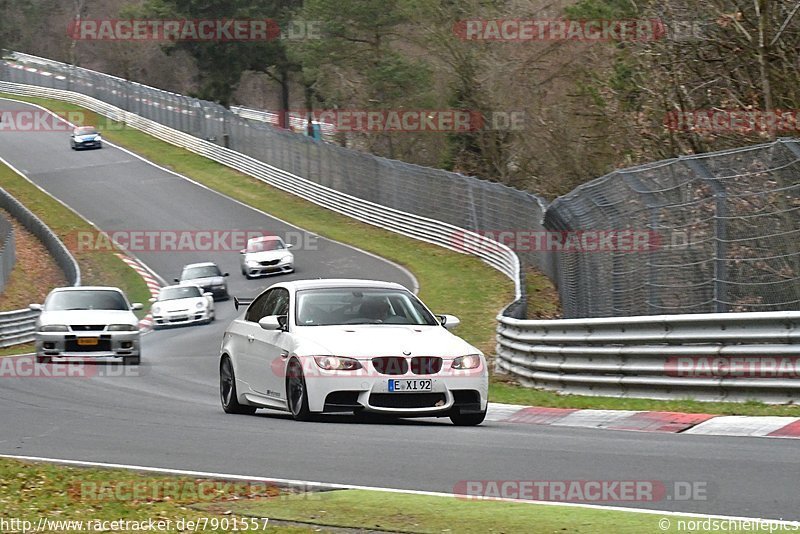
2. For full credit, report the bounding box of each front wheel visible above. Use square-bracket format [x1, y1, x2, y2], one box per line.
[286, 360, 312, 421]
[220, 357, 256, 415]
[123, 355, 140, 365]
[450, 408, 487, 426]
[35, 355, 51, 364]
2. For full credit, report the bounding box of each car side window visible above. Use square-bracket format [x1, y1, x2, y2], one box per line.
[269, 289, 290, 317]
[245, 290, 272, 323]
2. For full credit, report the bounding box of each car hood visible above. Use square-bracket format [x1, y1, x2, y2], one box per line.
[182, 276, 224, 287]
[244, 250, 291, 262]
[155, 297, 207, 313]
[39, 309, 137, 326]
[294, 325, 479, 358]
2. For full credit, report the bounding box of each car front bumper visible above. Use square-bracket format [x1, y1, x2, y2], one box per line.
[306, 366, 488, 417]
[245, 263, 294, 277]
[153, 309, 212, 327]
[35, 331, 140, 359]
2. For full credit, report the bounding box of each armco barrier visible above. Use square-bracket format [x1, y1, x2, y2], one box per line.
[0, 212, 14, 292]
[497, 311, 800, 403]
[0, 181, 80, 347]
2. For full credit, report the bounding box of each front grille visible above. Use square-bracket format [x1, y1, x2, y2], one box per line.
[372, 357, 409, 375]
[369, 393, 446, 409]
[65, 339, 111, 352]
[70, 325, 105, 332]
[259, 259, 280, 266]
[410, 357, 442, 375]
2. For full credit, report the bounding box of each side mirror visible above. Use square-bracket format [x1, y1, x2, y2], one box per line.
[203, 292, 213, 297]
[131, 303, 144, 311]
[286, 243, 294, 249]
[29, 303, 43, 311]
[239, 249, 246, 254]
[223, 272, 230, 277]
[173, 278, 180, 283]
[259, 315, 287, 331]
[437, 314, 461, 330]
[148, 297, 157, 303]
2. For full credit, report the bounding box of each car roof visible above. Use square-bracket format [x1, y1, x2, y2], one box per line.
[248, 235, 282, 242]
[275, 279, 408, 292]
[182, 262, 218, 269]
[49, 286, 124, 292]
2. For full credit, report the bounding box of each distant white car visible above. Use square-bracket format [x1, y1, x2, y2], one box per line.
[30, 286, 142, 365]
[219, 279, 488, 425]
[239, 236, 294, 279]
[175, 262, 230, 300]
[151, 285, 214, 329]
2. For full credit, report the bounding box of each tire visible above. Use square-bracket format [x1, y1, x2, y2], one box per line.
[220, 356, 256, 415]
[286, 359, 312, 421]
[124, 355, 140, 365]
[450, 407, 487, 426]
[35, 355, 51, 364]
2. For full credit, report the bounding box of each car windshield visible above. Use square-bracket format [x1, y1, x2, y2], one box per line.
[247, 239, 284, 252]
[45, 290, 128, 311]
[75, 127, 98, 135]
[182, 265, 221, 279]
[295, 288, 438, 326]
[159, 286, 202, 301]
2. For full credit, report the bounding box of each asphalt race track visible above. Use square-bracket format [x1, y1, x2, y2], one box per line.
[0, 99, 797, 521]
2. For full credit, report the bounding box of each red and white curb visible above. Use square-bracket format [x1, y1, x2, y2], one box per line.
[115, 253, 160, 332]
[486, 403, 800, 439]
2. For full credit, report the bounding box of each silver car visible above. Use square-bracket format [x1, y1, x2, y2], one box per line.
[150, 284, 215, 329]
[239, 236, 294, 279]
[70, 126, 103, 150]
[30, 286, 143, 365]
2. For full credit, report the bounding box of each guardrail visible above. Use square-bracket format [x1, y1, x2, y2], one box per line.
[0, 212, 14, 293]
[0, 177, 81, 347]
[497, 311, 800, 403]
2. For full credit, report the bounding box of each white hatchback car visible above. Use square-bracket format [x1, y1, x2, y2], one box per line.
[219, 279, 488, 425]
[31, 286, 142, 364]
[150, 285, 215, 328]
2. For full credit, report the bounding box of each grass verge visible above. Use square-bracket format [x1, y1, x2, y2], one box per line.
[1, 457, 735, 534]
[0, 160, 151, 316]
[2, 93, 797, 417]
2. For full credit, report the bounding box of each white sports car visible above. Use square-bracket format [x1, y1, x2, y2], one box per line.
[218, 279, 488, 425]
[30, 286, 142, 364]
[151, 285, 215, 328]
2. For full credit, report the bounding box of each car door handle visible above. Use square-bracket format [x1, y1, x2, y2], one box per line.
[247, 335, 255, 343]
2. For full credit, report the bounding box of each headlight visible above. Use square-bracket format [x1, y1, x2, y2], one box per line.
[452, 354, 482, 370]
[246, 260, 259, 267]
[279, 255, 293, 264]
[195, 301, 206, 309]
[108, 324, 137, 331]
[152, 304, 161, 314]
[314, 356, 362, 371]
[39, 324, 68, 332]
[95, 134, 101, 140]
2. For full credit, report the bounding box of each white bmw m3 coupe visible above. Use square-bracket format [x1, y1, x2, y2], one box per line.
[219, 279, 488, 425]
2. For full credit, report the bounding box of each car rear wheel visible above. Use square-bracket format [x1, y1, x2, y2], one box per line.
[450, 408, 487, 426]
[35, 355, 51, 364]
[286, 359, 312, 421]
[220, 357, 256, 415]
[124, 355, 140, 365]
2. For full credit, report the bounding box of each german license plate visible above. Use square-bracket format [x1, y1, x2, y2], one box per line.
[77, 337, 99, 346]
[388, 379, 432, 392]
